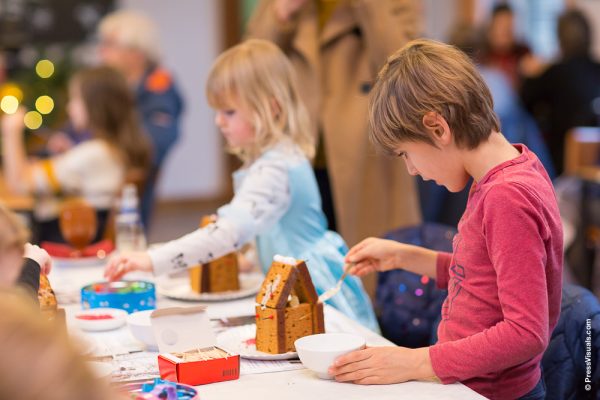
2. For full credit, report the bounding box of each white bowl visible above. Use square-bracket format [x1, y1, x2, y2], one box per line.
[74, 308, 127, 332]
[295, 333, 366, 379]
[127, 309, 158, 351]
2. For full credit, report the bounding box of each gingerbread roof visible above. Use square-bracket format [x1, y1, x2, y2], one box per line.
[255, 258, 319, 309]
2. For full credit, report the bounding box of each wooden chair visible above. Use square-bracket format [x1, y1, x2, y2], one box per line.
[564, 127, 600, 178]
[564, 127, 600, 294]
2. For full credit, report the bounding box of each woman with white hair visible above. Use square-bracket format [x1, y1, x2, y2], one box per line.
[97, 10, 184, 228]
[49, 10, 184, 228]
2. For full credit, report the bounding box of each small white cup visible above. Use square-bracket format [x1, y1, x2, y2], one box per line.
[295, 333, 366, 379]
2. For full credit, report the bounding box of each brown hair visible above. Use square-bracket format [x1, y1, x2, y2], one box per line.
[71, 66, 152, 171]
[0, 203, 28, 253]
[0, 290, 118, 400]
[369, 38, 500, 154]
[206, 39, 314, 162]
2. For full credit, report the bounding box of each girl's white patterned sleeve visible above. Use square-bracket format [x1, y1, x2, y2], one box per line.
[149, 155, 291, 276]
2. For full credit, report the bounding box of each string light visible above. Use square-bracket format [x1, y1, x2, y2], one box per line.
[35, 59, 54, 78]
[24, 111, 43, 129]
[0, 95, 19, 114]
[0, 83, 24, 102]
[35, 95, 54, 114]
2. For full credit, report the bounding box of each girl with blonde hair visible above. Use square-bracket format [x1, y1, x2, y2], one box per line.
[106, 39, 378, 330]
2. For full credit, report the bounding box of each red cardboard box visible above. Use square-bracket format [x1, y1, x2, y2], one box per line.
[157, 346, 240, 386]
[150, 307, 240, 386]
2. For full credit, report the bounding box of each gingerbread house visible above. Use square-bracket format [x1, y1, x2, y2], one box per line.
[189, 216, 240, 293]
[38, 274, 66, 330]
[255, 256, 325, 354]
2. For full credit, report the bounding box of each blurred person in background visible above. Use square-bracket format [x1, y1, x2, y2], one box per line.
[521, 9, 600, 175]
[246, 0, 422, 251]
[479, 3, 532, 90]
[0, 203, 52, 299]
[2, 67, 151, 244]
[521, 10, 600, 174]
[48, 10, 184, 229]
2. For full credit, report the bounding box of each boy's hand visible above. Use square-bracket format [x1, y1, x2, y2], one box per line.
[345, 237, 404, 276]
[23, 243, 52, 275]
[329, 346, 437, 385]
[104, 252, 153, 281]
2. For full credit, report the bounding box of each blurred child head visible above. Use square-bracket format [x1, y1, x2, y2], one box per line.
[206, 39, 314, 162]
[558, 9, 591, 59]
[0, 204, 28, 287]
[487, 3, 516, 53]
[67, 66, 151, 171]
[0, 290, 116, 400]
[369, 39, 500, 191]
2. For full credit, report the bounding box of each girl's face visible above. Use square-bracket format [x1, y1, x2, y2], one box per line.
[214, 105, 255, 149]
[395, 140, 470, 193]
[67, 82, 89, 131]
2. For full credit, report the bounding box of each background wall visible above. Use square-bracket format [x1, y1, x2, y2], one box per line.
[118, 0, 225, 201]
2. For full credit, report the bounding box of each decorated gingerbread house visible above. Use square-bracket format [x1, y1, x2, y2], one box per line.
[189, 216, 240, 293]
[38, 274, 65, 329]
[255, 256, 325, 354]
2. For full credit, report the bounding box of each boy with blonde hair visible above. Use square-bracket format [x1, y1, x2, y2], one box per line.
[330, 39, 562, 400]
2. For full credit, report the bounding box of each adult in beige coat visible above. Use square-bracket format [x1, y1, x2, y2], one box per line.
[247, 0, 422, 249]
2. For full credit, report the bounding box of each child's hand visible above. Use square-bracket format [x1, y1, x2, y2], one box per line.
[23, 243, 52, 275]
[104, 252, 153, 281]
[345, 237, 404, 276]
[328, 346, 436, 385]
[1, 108, 26, 138]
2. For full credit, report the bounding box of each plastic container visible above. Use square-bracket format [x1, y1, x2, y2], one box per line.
[115, 184, 147, 253]
[81, 280, 156, 313]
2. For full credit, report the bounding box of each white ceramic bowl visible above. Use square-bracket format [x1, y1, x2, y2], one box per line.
[74, 308, 127, 332]
[127, 309, 158, 351]
[294, 333, 366, 379]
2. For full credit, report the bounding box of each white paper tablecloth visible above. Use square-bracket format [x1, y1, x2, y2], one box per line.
[53, 260, 486, 400]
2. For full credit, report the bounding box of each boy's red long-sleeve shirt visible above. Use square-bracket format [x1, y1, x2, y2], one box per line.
[429, 145, 563, 400]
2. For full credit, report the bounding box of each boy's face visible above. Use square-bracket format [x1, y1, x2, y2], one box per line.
[214, 104, 256, 149]
[394, 140, 470, 193]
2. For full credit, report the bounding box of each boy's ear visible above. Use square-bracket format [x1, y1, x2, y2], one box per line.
[422, 112, 452, 146]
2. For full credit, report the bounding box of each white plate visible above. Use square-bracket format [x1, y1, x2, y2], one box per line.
[156, 272, 263, 302]
[217, 324, 298, 360]
[74, 307, 128, 331]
